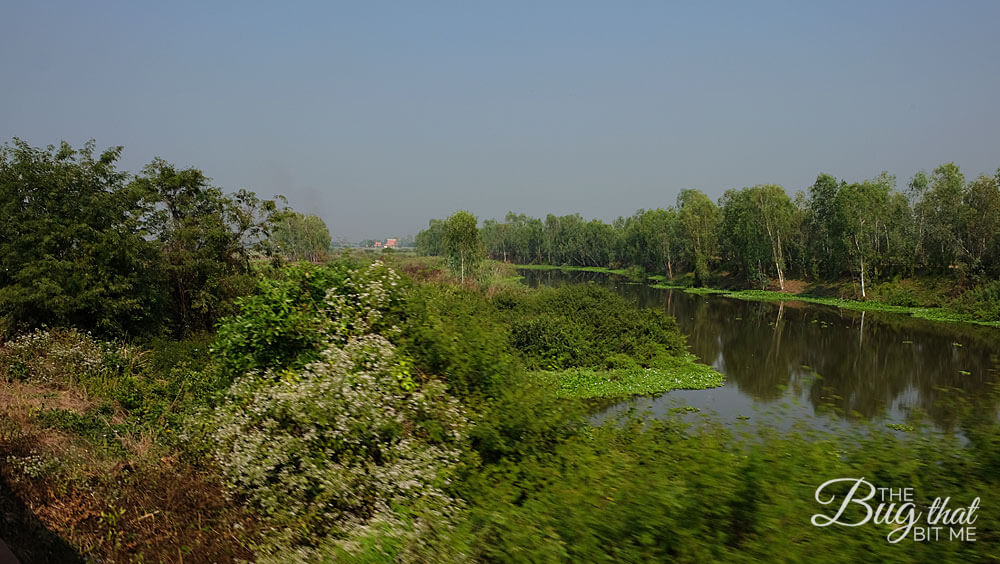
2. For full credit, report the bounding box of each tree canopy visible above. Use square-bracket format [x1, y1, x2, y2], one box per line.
[419, 161, 1000, 300]
[0, 139, 287, 337]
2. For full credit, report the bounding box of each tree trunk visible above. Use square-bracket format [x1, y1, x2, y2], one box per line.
[853, 232, 867, 299]
[859, 254, 866, 298]
[774, 232, 785, 291]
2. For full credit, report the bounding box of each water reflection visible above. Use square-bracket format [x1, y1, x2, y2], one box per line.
[519, 269, 1000, 431]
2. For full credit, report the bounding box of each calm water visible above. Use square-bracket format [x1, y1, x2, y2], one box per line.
[520, 269, 1000, 433]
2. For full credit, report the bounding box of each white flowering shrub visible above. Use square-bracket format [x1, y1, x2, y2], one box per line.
[211, 261, 469, 556]
[0, 328, 104, 384]
[321, 260, 403, 343]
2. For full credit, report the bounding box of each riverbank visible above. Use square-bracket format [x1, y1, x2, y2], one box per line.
[652, 284, 1000, 328]
[514, 264, 1000, 328]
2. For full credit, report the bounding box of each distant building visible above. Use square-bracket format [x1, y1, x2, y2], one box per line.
[374, 241, 383, 248]
[385, 238, 398, 249]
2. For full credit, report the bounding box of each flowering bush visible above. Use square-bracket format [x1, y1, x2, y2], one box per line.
[0, 328, 104, 384]
[213, 335, 468, 554]
[210, 261, 468, 556]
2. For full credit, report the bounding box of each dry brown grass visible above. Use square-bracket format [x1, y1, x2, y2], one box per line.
[0, 379, 97, 417]
[0, 377, 260, 562]
[2, 428, 260, 563]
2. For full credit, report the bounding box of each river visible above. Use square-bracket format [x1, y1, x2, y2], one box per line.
[519, 268, 1000, 434]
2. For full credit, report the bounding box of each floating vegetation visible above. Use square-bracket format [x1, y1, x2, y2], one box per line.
[535, 354, 724, 399]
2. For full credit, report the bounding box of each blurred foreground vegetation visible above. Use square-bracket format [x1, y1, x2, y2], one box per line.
[1, 255, 997, 562]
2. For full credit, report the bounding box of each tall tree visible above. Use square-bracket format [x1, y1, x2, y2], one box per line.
[272, 211, 332, 262]
[0, 139, 162, 336]
[677, 189, 721, 286]
[751, 185, 796, 290]
[443, 210, 483, 283]
[481, 219, 512, 262]
[719, 186, 796, 288]
[132, 158, 279, 333]
[805, 173, 845, 279]
[720, 188, 771, 287]
[415, 219, 446, 256]
[915, 163, 965, 272]
[960, 174, 1000, 276]
[835, 175, 892, 298]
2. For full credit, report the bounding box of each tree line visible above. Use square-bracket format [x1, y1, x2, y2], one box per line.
[418, 164, 1000, 294]
[0, 138, 333, 337]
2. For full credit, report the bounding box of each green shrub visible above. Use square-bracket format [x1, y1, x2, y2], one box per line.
[496, 284, 688, 370]
[461, 418, 999, 563]
[870, 280, 919, 306]
[509, 317, 587, 369]
[952, 281, 1000, 321]
[212, 259, 407, 378]
[396, 283, 517, 398]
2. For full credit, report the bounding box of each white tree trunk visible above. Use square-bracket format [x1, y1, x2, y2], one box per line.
[859, 254, 866, 298]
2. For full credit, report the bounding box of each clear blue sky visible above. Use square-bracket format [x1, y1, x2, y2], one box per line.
[3, 1, 998, 240]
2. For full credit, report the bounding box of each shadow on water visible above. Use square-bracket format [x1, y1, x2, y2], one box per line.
[0, 473, 84, 564]
[520, 269, 1000, 433]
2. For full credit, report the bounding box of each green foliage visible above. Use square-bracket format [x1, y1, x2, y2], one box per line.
[460, 419, 999, 562]
[443, 210, 485, 283]
[415, 218, 446, 256]
[398, 281, 703, 399]
[396, 283, 517, 398]
[212, 259, 406, 379]
[835, 174, 895, 297]
[677, 189, 722, 286]
[952, 281, 1000, 321]
[272, 211, 332, 262]
[420, 160, 1000, 317]
[537, 353, 724, 399]
[212, 334, 469, 556]
[0, 328, 226, 458]
[209, 259, 468, 556]
[719, 184, 796, 289]
[0, 139, 163, 337]
[0, 138, 291, 338]
[496, 284, 688, 370]
[132, 158, 281, 334]
[0, 328, 105, 384]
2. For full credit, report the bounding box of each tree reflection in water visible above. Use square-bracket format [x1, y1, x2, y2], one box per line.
[520, 269, 1000, 432]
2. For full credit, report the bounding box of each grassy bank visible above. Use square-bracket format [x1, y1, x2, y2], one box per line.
[514, 263, 646, 280]
[647, 285, 1000, 328]
[513, 264, 1000, 328]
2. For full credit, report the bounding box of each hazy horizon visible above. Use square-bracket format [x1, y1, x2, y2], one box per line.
[3, 1, 999, 240]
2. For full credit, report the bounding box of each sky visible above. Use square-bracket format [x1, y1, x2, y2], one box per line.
[2, 1, 999, 241]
